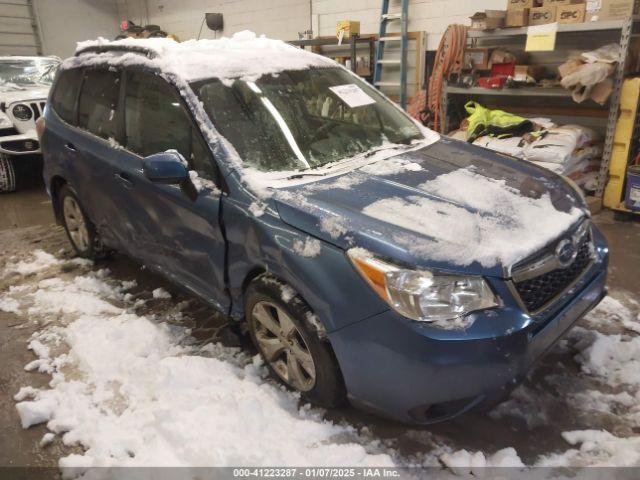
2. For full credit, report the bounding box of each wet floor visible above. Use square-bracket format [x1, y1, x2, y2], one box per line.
[2, 184, 55, 232]
[1, 180, 640, 467]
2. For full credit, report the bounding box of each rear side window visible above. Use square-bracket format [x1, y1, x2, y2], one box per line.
[78, 69, 120, 140]
[124, 71, 216, 180]
[50, 68, 83, 124]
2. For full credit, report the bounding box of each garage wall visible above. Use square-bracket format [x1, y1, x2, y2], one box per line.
[117, 0, 508, 49]
[314, 0, 507, 50]
[116, 0, 312, 42]
[0, 0, 42, 56]
[34, 0, 120, 58]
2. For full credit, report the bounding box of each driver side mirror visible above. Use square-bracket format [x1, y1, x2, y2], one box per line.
[142, 151, 189, 184]
[142, 151, 198, 201]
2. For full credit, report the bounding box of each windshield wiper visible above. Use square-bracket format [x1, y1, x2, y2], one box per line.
[285, 172, 326, 180]
[363, 143, 413, 158]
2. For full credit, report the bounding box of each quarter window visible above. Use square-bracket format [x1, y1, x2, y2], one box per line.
[77, 69, 121, 140]
[124, 71, 216, 181]
[50, 68, 83, 125]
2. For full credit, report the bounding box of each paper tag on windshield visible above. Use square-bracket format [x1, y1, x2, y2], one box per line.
[329, 84, 376, 108]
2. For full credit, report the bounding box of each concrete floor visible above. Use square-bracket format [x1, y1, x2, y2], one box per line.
[1, 182, 639, 468]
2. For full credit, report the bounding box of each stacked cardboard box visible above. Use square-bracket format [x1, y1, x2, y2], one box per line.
[504, 0, 637, 27]
[506, 0, 535, 26]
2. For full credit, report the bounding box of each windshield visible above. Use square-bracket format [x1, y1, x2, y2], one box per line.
[0, 58, 60, 86]
[193, 67, 424, 172]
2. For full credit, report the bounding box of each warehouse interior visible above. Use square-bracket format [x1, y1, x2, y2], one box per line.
[1, 0, 640, 476]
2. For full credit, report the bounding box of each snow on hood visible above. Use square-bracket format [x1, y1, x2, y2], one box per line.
[0, 84, 49, 102]
[71, 31, 335, 85]
[361, 168, 583, 269]
[275, 139, 586, 275]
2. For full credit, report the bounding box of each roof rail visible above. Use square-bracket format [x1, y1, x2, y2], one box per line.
[75, 44, 158, 59]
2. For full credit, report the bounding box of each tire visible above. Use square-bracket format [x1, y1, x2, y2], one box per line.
[58, 185, 104, 259]
[246, 275, 345, 407]
[0, 154, 16, 193]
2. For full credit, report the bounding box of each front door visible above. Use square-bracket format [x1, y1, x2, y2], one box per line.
[119, 70, 228, 311]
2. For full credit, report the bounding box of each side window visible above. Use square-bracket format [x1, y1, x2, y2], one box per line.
[77, 69, 121, 140]
[124, 71, 216, 181]
[50, 68, 83, 125]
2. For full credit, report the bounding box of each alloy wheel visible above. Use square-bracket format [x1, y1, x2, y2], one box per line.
[251, 300, 316, 392]
[63, 196, 90, 252]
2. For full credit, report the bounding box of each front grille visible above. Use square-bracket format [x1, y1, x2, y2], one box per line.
[29, 101, 46, 121]
[513, 231, 592, 312]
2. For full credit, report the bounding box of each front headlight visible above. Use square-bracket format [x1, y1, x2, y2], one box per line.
[12, 103, 32, 121]
[0, 111, 12, 128]
[348, 249, 498, 324]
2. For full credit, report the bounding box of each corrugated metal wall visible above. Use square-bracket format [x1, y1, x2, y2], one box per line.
[0, 0, 41, 56]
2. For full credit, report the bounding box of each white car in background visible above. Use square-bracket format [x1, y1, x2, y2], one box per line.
[0, 56, 60, 192]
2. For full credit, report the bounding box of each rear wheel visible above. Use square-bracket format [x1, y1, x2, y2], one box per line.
[0, 154, 16, 193]
[59, 185, 103, 259]
[246, 276, 345, 407]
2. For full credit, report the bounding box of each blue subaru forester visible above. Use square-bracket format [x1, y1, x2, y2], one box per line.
[40, 34, 608, 424]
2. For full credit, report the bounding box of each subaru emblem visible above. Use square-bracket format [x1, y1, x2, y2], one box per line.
[555, 239, 577, 268]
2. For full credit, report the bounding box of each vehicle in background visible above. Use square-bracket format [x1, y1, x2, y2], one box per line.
[0, 56, 60, 193]
[41, 36, 608, 424]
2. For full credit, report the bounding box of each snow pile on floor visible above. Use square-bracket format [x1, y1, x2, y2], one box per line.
[362, 168, 584, 267]
[535, 294, 640, 466]
[8, 252, 393, 469]
[576, 331, 640, 386]
[0, 296, 20, 313]
[7, 249, 640, 470]
[5, 250, 62, 275]
[440, 448, 524, 474]
[538, 430, 640, 467]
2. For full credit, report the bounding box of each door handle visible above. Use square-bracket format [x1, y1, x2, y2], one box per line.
[65, 142, 76, 152]
[114, 172, 133, 189]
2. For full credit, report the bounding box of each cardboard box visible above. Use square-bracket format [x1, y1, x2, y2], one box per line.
[586, 0, 640, 21]
[463, 48, 490, 69]
[543, 0, 572, 5]
[558, 2, 586, 22]
[506, 8, 530, 25]
[336, 20, 359, 39]
[513, 65, 533, 81]
[469, 10, 506, 30]
[529, 5, 557, 24]
[507, 0, 537, 9]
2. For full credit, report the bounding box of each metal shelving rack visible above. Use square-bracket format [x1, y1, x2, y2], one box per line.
[288, 35, 376, 81]
[440, 19, 639, 198]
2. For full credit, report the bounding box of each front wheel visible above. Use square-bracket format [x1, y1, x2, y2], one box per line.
[246, 276, 345, 407]
[0, 154, 16, 192]
[59, 185, 103, 259]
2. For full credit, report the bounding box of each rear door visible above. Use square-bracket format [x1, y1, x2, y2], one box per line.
[69, 67, 141, 251]
[45, 67, 84, 187]
[119, 69, 229, 311]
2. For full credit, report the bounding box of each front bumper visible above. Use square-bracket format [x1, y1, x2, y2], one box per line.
[328, 228, 608, 424]
[0, 132, 40, 155]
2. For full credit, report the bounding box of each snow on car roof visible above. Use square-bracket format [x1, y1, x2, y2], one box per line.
[69, 31, 335, 85]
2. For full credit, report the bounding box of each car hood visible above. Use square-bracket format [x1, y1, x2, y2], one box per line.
[0, 84, 50, 103]
[274, 138, 587, 278]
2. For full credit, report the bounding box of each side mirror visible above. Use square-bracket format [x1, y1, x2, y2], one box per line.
[142, 151, 189, 184]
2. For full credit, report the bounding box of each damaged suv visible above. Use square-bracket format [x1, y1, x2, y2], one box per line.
[0, 56, 59, 192]
[41, 34, 608, 424]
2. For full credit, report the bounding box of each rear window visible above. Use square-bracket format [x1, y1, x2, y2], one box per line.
[77, 69, 121, 140]
[50, 68, 83, 124]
